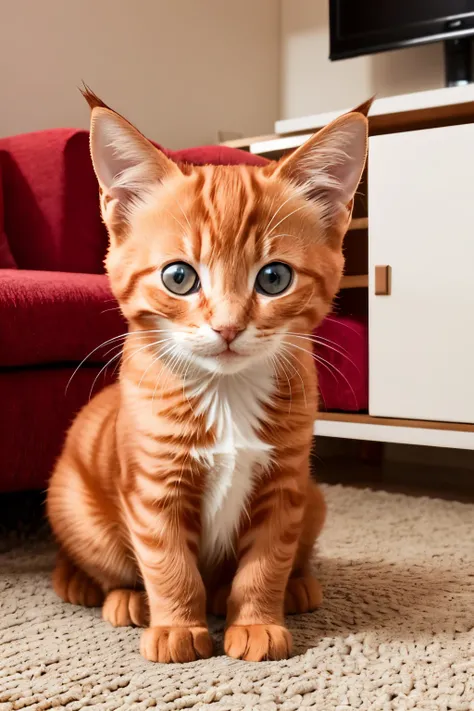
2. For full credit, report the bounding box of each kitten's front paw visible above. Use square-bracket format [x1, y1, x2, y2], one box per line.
[224, 624, 292, 662]
[140, 626, 213, 663]
[285, 575, 323, 614]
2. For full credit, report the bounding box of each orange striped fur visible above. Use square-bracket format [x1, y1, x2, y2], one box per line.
[47, 92, 369, 663]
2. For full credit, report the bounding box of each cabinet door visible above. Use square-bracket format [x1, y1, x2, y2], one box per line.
[369, 123, 474, 424]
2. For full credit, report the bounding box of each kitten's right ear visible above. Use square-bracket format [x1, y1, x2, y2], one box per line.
[81, 86, 180, 231]
[271, 112, 368, 229]
[350, 96, 375, 118]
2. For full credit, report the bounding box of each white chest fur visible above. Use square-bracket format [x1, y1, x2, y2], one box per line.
[190, 364, 275, 562]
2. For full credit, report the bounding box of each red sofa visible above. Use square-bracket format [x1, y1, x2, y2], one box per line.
[0, 129, 367, 493]
[0, 129, 270, 493]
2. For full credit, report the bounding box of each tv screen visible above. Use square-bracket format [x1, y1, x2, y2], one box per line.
[330, 0, 474, 60]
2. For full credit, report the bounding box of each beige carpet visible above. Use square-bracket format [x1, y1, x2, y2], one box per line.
[1, 485, 473, 711]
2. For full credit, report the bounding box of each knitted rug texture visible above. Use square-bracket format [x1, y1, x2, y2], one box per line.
[1, 485, 473, 711]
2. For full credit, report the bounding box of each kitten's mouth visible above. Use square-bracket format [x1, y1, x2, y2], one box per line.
[217, 349, 240, 360]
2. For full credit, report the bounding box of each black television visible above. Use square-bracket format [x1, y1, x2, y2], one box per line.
[329, 1, 474, 87]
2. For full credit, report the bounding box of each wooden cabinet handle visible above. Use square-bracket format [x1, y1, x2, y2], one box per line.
[374, 265, 391, 295]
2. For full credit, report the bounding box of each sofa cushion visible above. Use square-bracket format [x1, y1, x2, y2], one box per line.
[314, 316, 368, 412]
[168, 144, 269, 168]
[0, 366, 116, 492]
[0, 130, 269, 274]
[0, 269, 125, 367]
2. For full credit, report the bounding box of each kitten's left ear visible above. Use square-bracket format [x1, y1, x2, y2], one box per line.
[272, 109, 369, 226]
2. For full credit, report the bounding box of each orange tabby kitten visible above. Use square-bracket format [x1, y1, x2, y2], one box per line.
[47, 90, 369, 663]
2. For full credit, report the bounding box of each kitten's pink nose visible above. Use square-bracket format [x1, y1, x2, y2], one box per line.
[213, 327, 243, 344]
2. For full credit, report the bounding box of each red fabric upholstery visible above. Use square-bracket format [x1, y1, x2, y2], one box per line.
[0, 269, 125, 367]
[0, 367, 115, 493]
[0, 130, 108, 273]
[0, 163, 16, 268]
[169, 144, 269, 167]
[315, 316, 368, 412]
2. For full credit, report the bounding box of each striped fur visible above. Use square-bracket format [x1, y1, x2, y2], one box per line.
[47, 94, 369, 663]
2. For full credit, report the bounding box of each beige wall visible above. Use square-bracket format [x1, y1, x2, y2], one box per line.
[0, 1, 451, 147]
[280, 0, 445, 120]
[0, 0, 280, 149]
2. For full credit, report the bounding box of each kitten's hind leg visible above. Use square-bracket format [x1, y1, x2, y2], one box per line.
[285, 481, 326, 615]
[285, 572, 323, 614]
[52, 549, 104, 608]
[102, 589, 149, 627]
[52, 551, 148, 626]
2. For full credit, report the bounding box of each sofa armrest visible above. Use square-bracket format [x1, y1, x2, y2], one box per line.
[0, 130, 107, 272]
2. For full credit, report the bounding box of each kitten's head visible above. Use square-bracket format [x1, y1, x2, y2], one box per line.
[85, 89, 369, 375]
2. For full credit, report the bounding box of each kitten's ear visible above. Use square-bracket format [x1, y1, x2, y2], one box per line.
[272, 111, 369, 227]
[81, 86, 180, 229]
[351, 96, 375, 117]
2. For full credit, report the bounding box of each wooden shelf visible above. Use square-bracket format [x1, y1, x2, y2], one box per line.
[348, 217, 368, 231]
[316, 412, 474, 433]
[313, 412, 474, 449]
[340, 274, 368, 289]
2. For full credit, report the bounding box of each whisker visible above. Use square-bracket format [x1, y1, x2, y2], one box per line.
[182, 355, 197, 415]
[282, 352, 305, 410]
[159, 346, 193, 416]
[294, 286, 316, 317]
[151, 344, 182, 411]
[262, 192, 277, 236]
[271, 353, 293, 414]
[164, 208, 188, 235]
[102, 332, 163, 361]
[262, 187, 306, 239]
[283, 344, 328, 410]
[318, 381, 328, 410]
[286, 331, 351, 356]
[285, 332, 359, 373]
[288, 344, 339, 393]
[88, 351, 123, 400]
[313, 354, 359, 408]
[312, 342, 361, 376]
[120, 338, 174, 374]
[265, 204, 308, 241]
[284, 340, 359, 409]
[150, 346, 179, 411]
[136, 340, 177, 390]
[278, 346, 308, 408]
[171, 197, 193, 233]
[112, 334, 174, 376]
[324, 316, 362, 336]
[65, 330, 163, 394]
[100, 306, 123, 315]
[66, 333, 127, 392]
[89, 337, 174, 400]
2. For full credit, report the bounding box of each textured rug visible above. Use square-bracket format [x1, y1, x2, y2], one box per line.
[1, 485, 473, 711]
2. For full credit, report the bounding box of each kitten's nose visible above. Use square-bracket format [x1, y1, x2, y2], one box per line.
[213, 327, 243, 344]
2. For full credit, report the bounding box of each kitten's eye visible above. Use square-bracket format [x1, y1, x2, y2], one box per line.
[255, 262, 293, 296]
[161, 262, 200, 295]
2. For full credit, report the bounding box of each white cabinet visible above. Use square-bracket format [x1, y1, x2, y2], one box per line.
[369, 124, 474, 424]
